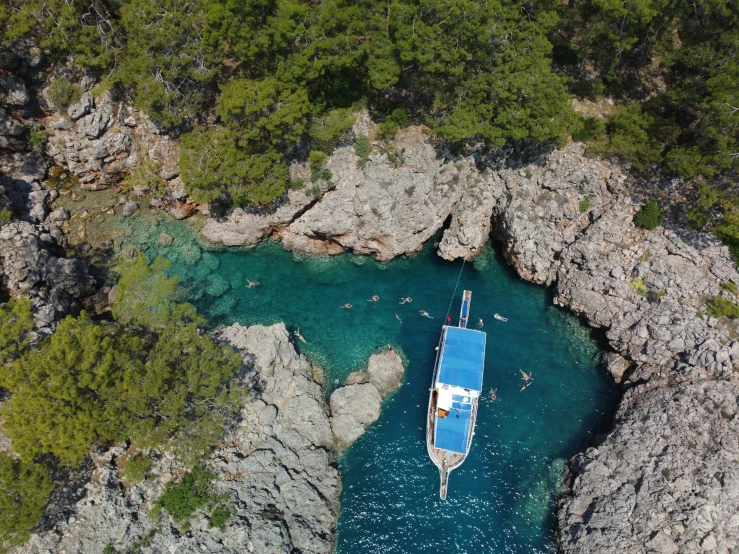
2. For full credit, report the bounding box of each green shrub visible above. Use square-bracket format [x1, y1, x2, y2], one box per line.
[0, 453, 54, 551]
[308, 150, 328, 170]
[354, 134, 372, 158]
[46, 78, 82, 109]
[388, 107, 410, 128]
[721, 282, 738, 295]
[29, 126, 48, 151]
[123, 159, 166, 199]
[628, 276, 648, 296]
[289, 179, 305, 191]
[121, 454, 153, 485]
[705, 295, 739, 319]
[308, 108, 356, 148]
[103, 544, 116, 554]
[572, 116, 605, 143]
[153, 465, 230, 529]
[0, 207, 14, 226]
[634, 201, 662, 230]
[377, 119, 398, 139]
[579, 198, 590, 213]
[310, 169, 332, 183]
[208, 505, 231, 530]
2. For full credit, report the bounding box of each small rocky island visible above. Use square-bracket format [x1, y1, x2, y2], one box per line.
[1, 2, 738, 552]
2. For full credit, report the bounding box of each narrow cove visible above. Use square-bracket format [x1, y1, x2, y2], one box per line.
[112, 214, 618, 553]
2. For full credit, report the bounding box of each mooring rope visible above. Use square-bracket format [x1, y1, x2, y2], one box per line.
[444, 255, 467, 324]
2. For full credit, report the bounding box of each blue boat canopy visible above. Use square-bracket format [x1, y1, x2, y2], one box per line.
[435, 406, 472, 454]
[437, 326, 486, 391]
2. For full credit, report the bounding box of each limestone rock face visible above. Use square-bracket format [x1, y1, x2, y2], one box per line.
[558, 379, 739, 554]
[16, 323, 341, 554]
[0, 153, 99, 330]
[328, 349, 404, 448]
[366, 348, 405, 397]
[281, 129, 477, 261]
[329, 383, 382, 448]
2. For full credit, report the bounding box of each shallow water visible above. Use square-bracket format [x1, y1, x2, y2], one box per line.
[111, 215, 618, 554]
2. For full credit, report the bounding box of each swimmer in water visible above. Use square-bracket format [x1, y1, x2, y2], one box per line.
[478, 318, 484, 327]
[246, 280, 260, 288]
[420, 310, 433, 318]
[398, 297, 413, 304]
[340, 303, 352, 309]
[395, 314, 402, 323]
[489, 388, 497, 401]
[368, 295, 380, 302]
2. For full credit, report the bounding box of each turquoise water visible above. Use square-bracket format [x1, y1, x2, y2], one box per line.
[111, 216, 617, 554]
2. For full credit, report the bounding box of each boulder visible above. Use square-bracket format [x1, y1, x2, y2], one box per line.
[68, 91, 94, 120]
[329, 383, 382, 448]
[366, 348, 405, 397]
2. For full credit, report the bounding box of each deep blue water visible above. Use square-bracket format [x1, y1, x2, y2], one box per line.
[112, 215, 618, 554]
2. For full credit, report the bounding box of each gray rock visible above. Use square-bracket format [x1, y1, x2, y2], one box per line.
[366, 349, 405, 397]
[558, 380, 739, 554]
[0, 109, 25, 136]
[329, 383, 381, 448]
[67, 91, 94, 120]
[0, 75, 30, 106]
[122, 201, 139, 217]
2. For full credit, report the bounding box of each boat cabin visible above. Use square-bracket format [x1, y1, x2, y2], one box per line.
[432, 326, 486, 455]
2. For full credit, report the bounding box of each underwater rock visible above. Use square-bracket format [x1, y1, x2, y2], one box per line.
[122, 200, 139, 217]
[204, 273, 230, 297]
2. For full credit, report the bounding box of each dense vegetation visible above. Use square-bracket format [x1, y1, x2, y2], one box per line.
[0, 257, 243, 540]
[0, 453, 53, 552]
[554, 0, 739, 245]
[3, 1, 738, 218]
[1, 0, 578, 208]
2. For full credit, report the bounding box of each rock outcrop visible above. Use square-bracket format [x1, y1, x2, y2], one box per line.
[15, 323, 341, 554]
[433, 143, 739, 552]
[0, 152, 99, 329]
[329, 349, 404, 448]
[558, 379, 739, 554]
[203, 126, 483, 261]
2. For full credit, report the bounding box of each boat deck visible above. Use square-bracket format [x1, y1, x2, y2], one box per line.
[427, 392, 471, 471]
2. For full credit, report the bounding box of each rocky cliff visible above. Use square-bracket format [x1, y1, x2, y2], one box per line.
[15, 323, 342, 554]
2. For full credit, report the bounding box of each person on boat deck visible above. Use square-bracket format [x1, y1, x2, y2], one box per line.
[420, 310, 433, 318]
[460, 316, 467, 325]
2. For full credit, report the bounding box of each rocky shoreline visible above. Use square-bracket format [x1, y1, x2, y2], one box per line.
[204, 138, 739, 551]
[12, 325, 405, 554]
[2, 61, 738, 552]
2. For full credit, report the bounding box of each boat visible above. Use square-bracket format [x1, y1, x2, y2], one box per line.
[426, 290, 487, 499]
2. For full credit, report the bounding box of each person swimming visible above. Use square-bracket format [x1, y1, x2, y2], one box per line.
[246, 280, 260, 288]
[493, 313, 508, 322]
[395, 314, 402, 323]
[398, 297, 412, 304]
[368, 295, 380, 302]
[519, 369, 534, 391]
[478, 318, 484, 327]
[341, 303, 352, 309]
[420, 310, 433, 318]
